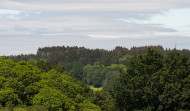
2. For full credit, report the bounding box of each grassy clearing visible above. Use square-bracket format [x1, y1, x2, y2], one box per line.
[89, 85, 102, 91]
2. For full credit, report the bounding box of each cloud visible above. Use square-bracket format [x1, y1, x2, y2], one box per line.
[1, 0, 190, 11]
[0, 34, 189, 56]
[0, 0, 190, 55]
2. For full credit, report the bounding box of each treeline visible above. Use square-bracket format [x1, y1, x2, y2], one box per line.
[8, 45, 173, 66]
[37, 46, 128, 66]
[6, 45, 190, 92]
[7, 45, 190, 66]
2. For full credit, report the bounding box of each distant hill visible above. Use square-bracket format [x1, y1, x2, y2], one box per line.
[6, 45, 189, 66]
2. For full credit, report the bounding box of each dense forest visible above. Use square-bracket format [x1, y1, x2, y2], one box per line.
[1, 45, 190, 110]
[0, 57, 113, 111]
[6, 45, 190, 91]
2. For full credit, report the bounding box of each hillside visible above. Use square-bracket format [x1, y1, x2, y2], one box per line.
[6, 45, 190, 92]
[0, 46, 190, 110]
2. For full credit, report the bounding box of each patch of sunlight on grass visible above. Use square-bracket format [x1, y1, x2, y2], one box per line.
[89, 85, 102, 91]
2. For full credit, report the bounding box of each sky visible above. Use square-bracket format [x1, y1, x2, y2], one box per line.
[0, 0, 190, 55]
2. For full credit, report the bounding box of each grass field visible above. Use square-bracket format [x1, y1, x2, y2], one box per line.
[89, 85, 102, 91]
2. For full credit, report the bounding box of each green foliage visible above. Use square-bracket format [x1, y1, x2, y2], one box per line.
[6, 46, 190, 97]
[112, 49, 190, 110]
[77, 100, 101, 111]
[36, 59, 52, 72]
[106, 64, 125, 71]
[102, 70, 120, 92]
[64, 62, 84, 80]
[34, 69, 101, 110]
[102, 64, 125, 92]
[14, 61, 41, 86]
[82, 63, 126, 92]
[0, 57, 102, 111]
[25, 105, 47, 111]
[32, 87, 72, 111]
[0, 88, 21, 107]
[0, 58, 41, 106]
[0, 105, 47, 111]
[83, 64, 106, 87]
[2, 46, 190, 110]
[36, 45, 130, 66]
[53, 65, 65, 73]
[119, 55, 131, 65]
[27, 58, 37, 66]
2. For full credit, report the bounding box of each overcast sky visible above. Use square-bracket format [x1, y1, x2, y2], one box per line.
[0, 0, 190, 55]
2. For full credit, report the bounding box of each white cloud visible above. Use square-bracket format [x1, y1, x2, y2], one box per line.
[0, 0, 190, 55]
[1, 34, 189, 55]
[140, 8, 190, 30]
[1, 0, 190, 11]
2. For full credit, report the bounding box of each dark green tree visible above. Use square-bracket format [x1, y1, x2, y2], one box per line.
[83, 64, 106, 87]
[36, 59, 52, 72]
[111, 49, 190, 110]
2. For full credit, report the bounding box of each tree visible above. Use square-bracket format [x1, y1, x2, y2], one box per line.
[32, 87, 73, 111]
[0, 57, 102, 110]
[119, 55, 131, 65]
[102, 64, 125, 92]
[64, 62, 84, 80]
[36, 59, 52, 72]
[111, 49, 190, 110]
[0, 88, 21, 107]
[83, 64, 106, 87]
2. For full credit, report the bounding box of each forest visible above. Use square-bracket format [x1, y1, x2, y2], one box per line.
[1, 45, 190, 111]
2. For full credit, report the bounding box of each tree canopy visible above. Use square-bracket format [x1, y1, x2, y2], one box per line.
[111, 49, 190, 111]
[0, 57, 102, 111]
[1, 46, 190, 110]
